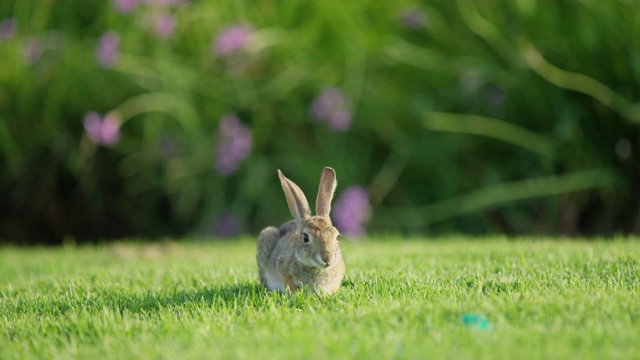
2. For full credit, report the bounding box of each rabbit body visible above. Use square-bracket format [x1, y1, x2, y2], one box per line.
[257, 168, 345, 294]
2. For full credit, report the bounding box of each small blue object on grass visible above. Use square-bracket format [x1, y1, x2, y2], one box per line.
[462, 313, 492, 330]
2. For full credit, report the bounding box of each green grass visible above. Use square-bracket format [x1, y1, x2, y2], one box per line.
[1, 237, 639, 359]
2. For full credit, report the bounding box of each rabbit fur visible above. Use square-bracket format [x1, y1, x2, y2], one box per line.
[257, 167, 345, 294]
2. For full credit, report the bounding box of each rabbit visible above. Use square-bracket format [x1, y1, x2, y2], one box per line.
[257, 167, 345, 294]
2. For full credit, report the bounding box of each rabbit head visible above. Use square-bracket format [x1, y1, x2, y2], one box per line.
[278, 167, 342, 269]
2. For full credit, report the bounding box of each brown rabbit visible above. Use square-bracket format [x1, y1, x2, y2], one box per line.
[257, 167, 345, 294]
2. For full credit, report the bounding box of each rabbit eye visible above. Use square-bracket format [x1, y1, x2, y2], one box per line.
[302, 233, 310, 243]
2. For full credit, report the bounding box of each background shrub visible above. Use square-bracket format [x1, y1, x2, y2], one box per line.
[1, 0, 638, 244]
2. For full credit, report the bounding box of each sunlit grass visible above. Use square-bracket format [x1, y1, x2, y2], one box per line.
[1, 237, 639, 359]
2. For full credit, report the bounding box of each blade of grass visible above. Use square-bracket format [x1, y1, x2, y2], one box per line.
[423, 111, 557, 158]
[520, 41, 640, 125]
[379, 168, 619, 226]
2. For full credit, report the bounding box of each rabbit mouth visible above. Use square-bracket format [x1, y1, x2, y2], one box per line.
[315, 253, 337, 268]
[295, 252, 321, 268]
[295, 251, 338, 269]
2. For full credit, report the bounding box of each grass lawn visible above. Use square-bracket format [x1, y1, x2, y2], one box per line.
[1, 237, 639, 359]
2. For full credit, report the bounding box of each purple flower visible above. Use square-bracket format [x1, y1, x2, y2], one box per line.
[213, 24, 254, 57]
[145, 0, 187, 6]
[615, 138, 632, 160]
[310, 87, 353, 131]
[214, 211, 241, 238]
[0, 18, 16, 41]
[400, 8, 428, 29]
[458, 69, 481, 95]
[83, 112, 121, 146]
[154, 13, 176, 39]
[96, 31, 120, 68]
[159, 133, 179, 158]
[332, 186, 371, 237]
[22, 37, 41, 64]
[484, 84, 507, 106]
[215, 115, 252, 175]
[114, 0, 138, 13]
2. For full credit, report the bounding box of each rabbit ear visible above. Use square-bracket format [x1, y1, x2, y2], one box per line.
[278, 170, 311, 224]
[315, 167, 337, 217]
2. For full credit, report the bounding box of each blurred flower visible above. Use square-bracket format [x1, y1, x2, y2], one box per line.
[310, 87, 352, 131]
[484, 84, 507, 106]
[332, 186, 371, 237]
[213, 24, 254, 57]
[458, 69, 482, 95]
[83, 112, 121, 146]
[159, 133, 179, 158]
[154, 13, 176, 39]
[0, 18, 16, 41]
[215, 115, 252, 175]
[214, 211, 241, 238]
[22, 37, 42, 64]
[400, 8, 428, 29]
[145, 0, 188, 6]
[97, 31, 120, 68]
[114, 0, 138, 13]
[615, 138, 632, 160]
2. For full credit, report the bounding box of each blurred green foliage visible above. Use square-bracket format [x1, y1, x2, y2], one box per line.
[0, 0, 639, 244]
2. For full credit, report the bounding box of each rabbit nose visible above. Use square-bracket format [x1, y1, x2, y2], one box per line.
[321, 254, 332, 266]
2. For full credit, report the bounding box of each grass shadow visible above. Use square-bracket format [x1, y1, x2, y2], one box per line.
[8, 280, 355, 319]
[111, 282, 269, 315]
[103, 281, 344, 316]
